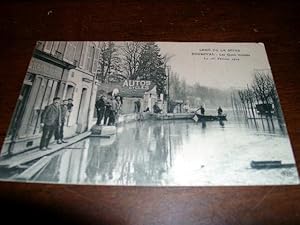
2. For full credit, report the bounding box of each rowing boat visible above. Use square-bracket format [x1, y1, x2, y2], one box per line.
[194, 114, 227, 121]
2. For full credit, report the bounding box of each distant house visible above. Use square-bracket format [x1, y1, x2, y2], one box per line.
[256, 103, 274, 115]
[96, 80, 158, 114]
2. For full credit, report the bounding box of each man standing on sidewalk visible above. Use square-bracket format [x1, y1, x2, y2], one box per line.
[55, 99, 68, 144]
[40, 97, 61, 150]
[95, 95, 106, 125]
[109, 96, 118, 125]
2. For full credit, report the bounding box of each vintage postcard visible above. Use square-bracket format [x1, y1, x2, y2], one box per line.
[0, 41, 298, 186]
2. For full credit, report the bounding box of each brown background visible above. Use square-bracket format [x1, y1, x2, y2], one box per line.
[0, 1, 300, 224]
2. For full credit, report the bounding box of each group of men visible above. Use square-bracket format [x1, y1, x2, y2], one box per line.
[39, 97, 73, 150]
[95, 95, 122, 126]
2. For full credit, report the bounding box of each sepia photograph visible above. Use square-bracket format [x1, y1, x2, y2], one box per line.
[0, 41, 298, 186]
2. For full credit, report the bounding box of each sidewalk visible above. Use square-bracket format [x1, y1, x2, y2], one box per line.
[0, 132, 91, 169]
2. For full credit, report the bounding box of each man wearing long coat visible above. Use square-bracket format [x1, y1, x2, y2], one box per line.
[40, 97, 61, 150]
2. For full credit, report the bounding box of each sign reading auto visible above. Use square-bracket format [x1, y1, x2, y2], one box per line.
[122, 80, 151, 90]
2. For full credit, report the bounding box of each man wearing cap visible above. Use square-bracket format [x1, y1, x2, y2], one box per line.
[95, 95, 106, 125]
[55, 99, 68, 144]
[67, 98, 74, 112]
[40, 97, 61, 150]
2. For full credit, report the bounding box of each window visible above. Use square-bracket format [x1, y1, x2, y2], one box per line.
[64, 42, 77, 63]
[66, 85, 75, 100]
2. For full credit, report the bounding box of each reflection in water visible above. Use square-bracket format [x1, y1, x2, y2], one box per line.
[35, 111, 299, 186]
[219, 119, 225, 128]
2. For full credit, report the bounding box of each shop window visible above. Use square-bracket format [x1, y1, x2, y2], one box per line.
[18, 77, 62, 138]
[18, 77, 42, 137]
[28, 79, 47, 135]
[6, 83, 32, 138]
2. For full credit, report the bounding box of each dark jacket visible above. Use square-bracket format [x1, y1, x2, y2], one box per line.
[200, 107, 205, 115]
[41, 104, 60, 126]
[95, 98, 106, 110]
[67, 103, 74, 111]
[153, 104, 161, 113]
[61, 105, 68, 123]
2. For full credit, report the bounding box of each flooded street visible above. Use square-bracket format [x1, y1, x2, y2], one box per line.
[32, 112, 299, 186]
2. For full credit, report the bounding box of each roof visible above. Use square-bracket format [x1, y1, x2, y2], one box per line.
[97, 81, 157, 98]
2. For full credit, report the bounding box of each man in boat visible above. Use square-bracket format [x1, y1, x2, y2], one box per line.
[183, 103, 189, 113]
[217, 106, 223, 116]
[153, 102, 162, 113]
[200, 105, 205, 115]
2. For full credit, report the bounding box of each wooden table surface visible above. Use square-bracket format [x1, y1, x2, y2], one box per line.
[0, 1, 300, 224]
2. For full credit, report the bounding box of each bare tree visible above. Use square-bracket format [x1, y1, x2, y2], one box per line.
[245, 86, 256, 119]
[238, 90, 248, 118]
[121, 42, 145, 79]
[251, 70, 277, 129]
[252, 71, 271, 107]
[97, 42, 122, 83]
[265, 74, 284, 122]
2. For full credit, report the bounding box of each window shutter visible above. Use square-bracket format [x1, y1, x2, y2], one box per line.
[74, 42, 83, 67]
[92, 47, 100, 74]
[51, 42, 60, 55]
[85, 44, 94, 72]
[57, 42, 66, 54]
[79, 42, 87, 68]
[44, 41, 53, 53]
[63, 42, 77, 63]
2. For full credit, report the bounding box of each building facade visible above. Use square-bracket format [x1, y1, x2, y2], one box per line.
[1, 41, 101, 156]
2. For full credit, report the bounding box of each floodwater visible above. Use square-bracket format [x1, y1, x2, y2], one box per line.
[32, 111, 300, 186]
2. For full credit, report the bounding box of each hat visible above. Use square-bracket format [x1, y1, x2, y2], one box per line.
[53, 97, 60, 101]
[68, 98, 73, 101]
